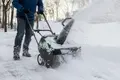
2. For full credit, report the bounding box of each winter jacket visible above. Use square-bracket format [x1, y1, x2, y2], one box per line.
[12, 0, 44, 20]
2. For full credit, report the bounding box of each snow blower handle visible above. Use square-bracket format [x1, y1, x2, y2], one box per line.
[24, 13, 40, 46]
[42, 13, 55, 35]
[62, 18, 72, 26]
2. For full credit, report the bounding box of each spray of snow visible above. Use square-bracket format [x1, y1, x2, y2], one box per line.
[73, 0, 120, 23]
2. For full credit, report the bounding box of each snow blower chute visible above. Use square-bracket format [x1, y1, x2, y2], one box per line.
[25, 13, 81, 68]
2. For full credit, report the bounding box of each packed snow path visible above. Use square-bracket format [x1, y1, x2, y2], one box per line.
[1, 30, 120, 80]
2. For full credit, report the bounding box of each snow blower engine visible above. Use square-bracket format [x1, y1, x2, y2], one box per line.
[25, 13, 81, 68]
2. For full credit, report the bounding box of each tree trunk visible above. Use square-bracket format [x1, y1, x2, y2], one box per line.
[36, 15, 39, 29]
[55, 0, 60, 21]
[8, 10, 10, 27]
[56, 6, 58, 20]
[4, 10, 7, 32]
[0, 0, 2, 25]
[2, 6, 5, 28]
[11, 7, 14, 29]
[0, 5, 1, 24]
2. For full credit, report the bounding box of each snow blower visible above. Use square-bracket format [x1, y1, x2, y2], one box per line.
[25, 13, 81, 68]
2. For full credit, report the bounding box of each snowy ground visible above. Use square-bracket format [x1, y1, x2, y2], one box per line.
[1, 22, 120, 80]
[1, 0, 120, 79]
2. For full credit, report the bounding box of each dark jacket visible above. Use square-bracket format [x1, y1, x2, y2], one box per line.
[12, 0, 44, 20]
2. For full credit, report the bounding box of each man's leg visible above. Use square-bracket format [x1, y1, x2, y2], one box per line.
[13, 18, 25, 60]
[22, 20, 34, 57]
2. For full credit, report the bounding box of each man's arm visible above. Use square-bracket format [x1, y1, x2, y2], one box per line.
[37, 0, 44, 14]
[12, 0, 23, 12]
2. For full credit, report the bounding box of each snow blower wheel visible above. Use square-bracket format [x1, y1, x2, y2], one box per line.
[37, 54, 45, 66]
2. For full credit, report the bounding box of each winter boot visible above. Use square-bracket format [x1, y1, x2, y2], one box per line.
[22, 49, 31, 57]
[13, 46, 20, 60]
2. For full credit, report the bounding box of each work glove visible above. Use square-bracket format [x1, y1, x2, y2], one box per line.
[23, 9, 30, 14]
[37, 10, 44, 14]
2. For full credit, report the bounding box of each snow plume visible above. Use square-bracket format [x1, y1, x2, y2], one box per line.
[73, 0, 120, 23]
[65, 0, 120, 45]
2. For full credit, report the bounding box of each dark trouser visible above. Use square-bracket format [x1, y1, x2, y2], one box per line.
[14, 17, 34, 52]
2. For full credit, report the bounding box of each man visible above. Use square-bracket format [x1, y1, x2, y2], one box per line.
[12, 0, 44, 60]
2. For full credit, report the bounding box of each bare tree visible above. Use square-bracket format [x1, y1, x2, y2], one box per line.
[10, 6, 14, 29]
[45, 0, 55, 20]
[0, 0, 2, 24]
[2, 0, 11, 32]
[54, 0, 60, 20]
